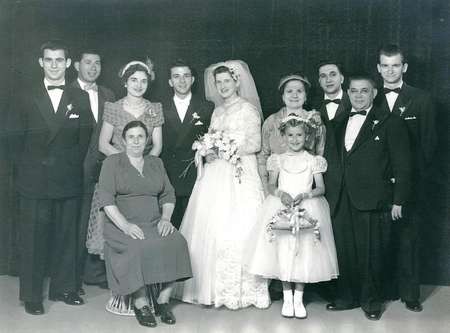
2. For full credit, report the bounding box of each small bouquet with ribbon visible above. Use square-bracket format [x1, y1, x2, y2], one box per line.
[180, 130, 243, 182]
[266, 203, 320, 243]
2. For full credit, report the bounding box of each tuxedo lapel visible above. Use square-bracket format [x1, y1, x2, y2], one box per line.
[391, 84, 413, 116]
[347, 112, 375, 155]
[334, 93, 351, 121]
[34, 84, 60, 140]
[175, 97, 199, 146]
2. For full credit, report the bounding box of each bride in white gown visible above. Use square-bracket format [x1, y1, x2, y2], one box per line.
[177, 60, 270, 309]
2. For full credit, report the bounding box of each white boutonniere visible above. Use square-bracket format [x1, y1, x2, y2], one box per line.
[399, 106, 406, 117]
[65, 103, 74, 116]
[192, 112, 201, 120]
[371, 120, 379, 130]
[194, 120, 203, 126]
[374, 136, 380, 141]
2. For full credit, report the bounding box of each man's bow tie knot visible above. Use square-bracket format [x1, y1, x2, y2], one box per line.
[324, 98, 341, 105]
[84, 83, 98, 92]
[47, 85, 65, 91]
[383, 87, 401, 94]
[349, 110, 367, 117]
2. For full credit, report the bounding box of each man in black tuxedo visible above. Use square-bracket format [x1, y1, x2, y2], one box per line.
[72, 48, 115, 294]
[8, 40, 92, 314]
[325, 76, 412, 320]
[313, 60, 351, 216]
[375, 44, 437, 312]
[161, 59, 213, 229]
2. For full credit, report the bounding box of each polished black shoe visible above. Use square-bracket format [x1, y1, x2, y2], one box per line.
[404, 300, 423, 312]
[49, 292, 84, 305]
[24, 302, 44, 315]
[363, 309, 382, 321]
[134, 305, 157, 327]
[326, 302, 359, 311]
[84, 280, 109, 289]
[158, 303, 176, 325]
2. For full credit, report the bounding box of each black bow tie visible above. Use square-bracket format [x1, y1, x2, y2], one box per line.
[47, 85, 65, 91]
[324, 98, 341, 105]
[349, 110, 367, 117]
[383, 87, 401, 94]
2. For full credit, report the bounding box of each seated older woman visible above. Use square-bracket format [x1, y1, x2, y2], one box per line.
[98, 120, 192, 327]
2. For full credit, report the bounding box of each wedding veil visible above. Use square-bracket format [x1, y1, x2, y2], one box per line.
[204, 60, 263, 119]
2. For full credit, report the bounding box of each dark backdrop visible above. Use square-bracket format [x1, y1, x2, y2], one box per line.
[1, 0, 449, 284]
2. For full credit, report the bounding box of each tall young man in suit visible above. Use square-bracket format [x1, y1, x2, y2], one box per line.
[72, 48, 115, 294]
[8, 40, 92, 314]
[313, 60, 351, 217]
[375, 44, 437, 312]
[325, 76, 411, 320]
[161, 59, 213, 229]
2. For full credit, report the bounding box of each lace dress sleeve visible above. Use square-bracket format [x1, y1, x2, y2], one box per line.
[235, 102, 261, 156]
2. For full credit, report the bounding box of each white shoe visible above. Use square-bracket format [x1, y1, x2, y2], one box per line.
[294, 300, 307, 319]
[281, 299, 294, 318]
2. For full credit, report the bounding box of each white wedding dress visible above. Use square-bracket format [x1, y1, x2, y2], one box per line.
[177, 97, 270, 309]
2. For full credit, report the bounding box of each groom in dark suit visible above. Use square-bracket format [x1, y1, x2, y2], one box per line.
[375, 44, 437, 312]
[72, 48, 116, 294]
[325, 75, 412, 320]
[7, 40, 92, 314]
[161, 59, 213, 229]
[312, 60, 351, 216]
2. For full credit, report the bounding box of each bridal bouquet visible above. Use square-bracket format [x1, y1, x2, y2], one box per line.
[266, 204, 320, 242]
[191, 130, 243, 183]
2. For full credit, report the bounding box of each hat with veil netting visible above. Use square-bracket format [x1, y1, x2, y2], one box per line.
[204, 60, 263, 119]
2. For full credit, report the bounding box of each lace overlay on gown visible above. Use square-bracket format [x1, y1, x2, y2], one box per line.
[178, 97, 270, 309]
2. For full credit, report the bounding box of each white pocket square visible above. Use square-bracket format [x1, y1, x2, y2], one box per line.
[69, 114, 79, 119]
[194, 120, 203, 125]
[404, 116, 417, 120]
[374, 136, 380, 141]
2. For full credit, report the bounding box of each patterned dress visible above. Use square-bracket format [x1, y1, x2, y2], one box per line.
[86, 98, 164, 256]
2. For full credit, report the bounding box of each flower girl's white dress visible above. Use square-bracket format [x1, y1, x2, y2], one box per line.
[245, 152, 339, 283]
[177, 97, 269, 309]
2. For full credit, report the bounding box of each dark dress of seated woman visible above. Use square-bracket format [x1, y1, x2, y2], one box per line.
[98, 120, 192, 327]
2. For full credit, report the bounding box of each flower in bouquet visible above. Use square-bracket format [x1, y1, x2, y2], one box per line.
[188, 130, 243, 182]
[266, 203, 320, 243]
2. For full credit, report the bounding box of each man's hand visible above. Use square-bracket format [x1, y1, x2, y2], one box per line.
[205, 152, 218, 163]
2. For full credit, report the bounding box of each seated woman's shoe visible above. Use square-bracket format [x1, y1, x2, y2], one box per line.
[24, 301, 44, 315]
[134, 305, 157, 327]
[157, 303, 176, 325]
[49, 292, 84, 305]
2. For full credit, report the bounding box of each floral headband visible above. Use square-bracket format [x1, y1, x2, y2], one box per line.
[119, 60, 152, 78]
[278, 74, 311, 91]
[280, 113, 320, 129]
[221, 62, 239, 81]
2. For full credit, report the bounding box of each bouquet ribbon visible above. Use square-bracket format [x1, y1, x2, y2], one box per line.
[195, 150, 204, 181]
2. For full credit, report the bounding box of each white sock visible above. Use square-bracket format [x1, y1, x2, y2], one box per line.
[283, 289, 293, 302]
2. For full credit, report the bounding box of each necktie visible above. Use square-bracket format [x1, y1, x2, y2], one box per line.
[383, 87, 401, 94]
[349, 110, 367, 117]
[47, 85, 65, 90]
[324, 98, 341, 105]
[84, 83, 98, 92]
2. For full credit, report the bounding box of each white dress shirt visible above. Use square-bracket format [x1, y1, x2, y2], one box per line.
[324, 90, 343, 120]
[44, 78, 65, 113]
[173, 93, 192, 122]
[345, 106, 372, 151]
[384, 81, 403, 112]
[78, 78, 99, 122]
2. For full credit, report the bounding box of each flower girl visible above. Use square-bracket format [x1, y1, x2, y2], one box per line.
[245, 115, 338, 318]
